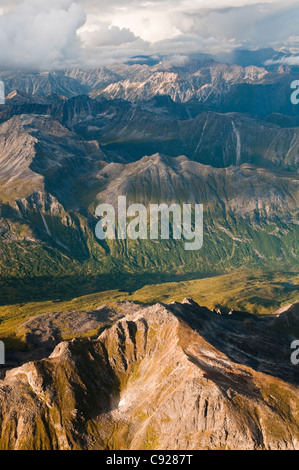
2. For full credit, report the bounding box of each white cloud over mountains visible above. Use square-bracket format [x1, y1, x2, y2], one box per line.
[0, 0, 86, 69]
[0, 0, 299, 70]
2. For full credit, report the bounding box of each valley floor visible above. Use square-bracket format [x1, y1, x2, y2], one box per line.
[0, 269, 298, 351]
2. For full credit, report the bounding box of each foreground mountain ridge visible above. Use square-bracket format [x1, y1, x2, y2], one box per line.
[0, 300, 298, 450]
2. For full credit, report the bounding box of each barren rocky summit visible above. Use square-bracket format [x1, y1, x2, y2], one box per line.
[0, 300, 298, 450]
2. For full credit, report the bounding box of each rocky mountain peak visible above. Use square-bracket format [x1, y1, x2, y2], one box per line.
[0, 300, 298, 450]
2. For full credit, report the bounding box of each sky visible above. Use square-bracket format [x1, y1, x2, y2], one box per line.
[0, 0, 299, 70]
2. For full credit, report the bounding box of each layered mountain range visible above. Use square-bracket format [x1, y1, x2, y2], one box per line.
[0, 49, 298, 451]
[0, 51, 298, 300]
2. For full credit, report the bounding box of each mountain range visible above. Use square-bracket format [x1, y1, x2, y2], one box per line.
[0, 54, 298, 300]
[0, 48, 298, 450]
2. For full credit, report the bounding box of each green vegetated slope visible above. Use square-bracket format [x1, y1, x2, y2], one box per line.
[0, 270, 298, 350]
[0, 84, 298, 307]
[0, 204, 297, 305]
[0, 153, 298, 305]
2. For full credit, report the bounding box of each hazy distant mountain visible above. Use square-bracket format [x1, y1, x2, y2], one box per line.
[90, 61, 269, 104]
[2, 53, 298, 121]
[2, 71, 88, 98]
[217, 48, 286, 67]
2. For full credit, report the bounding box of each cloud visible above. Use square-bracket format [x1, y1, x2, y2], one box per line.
[0, 0, 86, 70]
[265, 56, 299, 66]
[80, 22, 137, 47]
[76, 0, 299, 62]
[78, 0, 286, 45]
[1, 0, 299, 70]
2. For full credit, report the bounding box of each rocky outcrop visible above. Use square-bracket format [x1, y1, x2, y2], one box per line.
[0, 301, 298, 450]
[91, 62, 268, 104]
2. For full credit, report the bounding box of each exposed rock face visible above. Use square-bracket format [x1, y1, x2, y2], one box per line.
[0, 301, 298, 450]
[2, 71, 88, 99]
[94, 153, 299, 214]
[1, 55, 297, 119]
[0, 114, 105, 203]
[92, 63, 268, 104]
